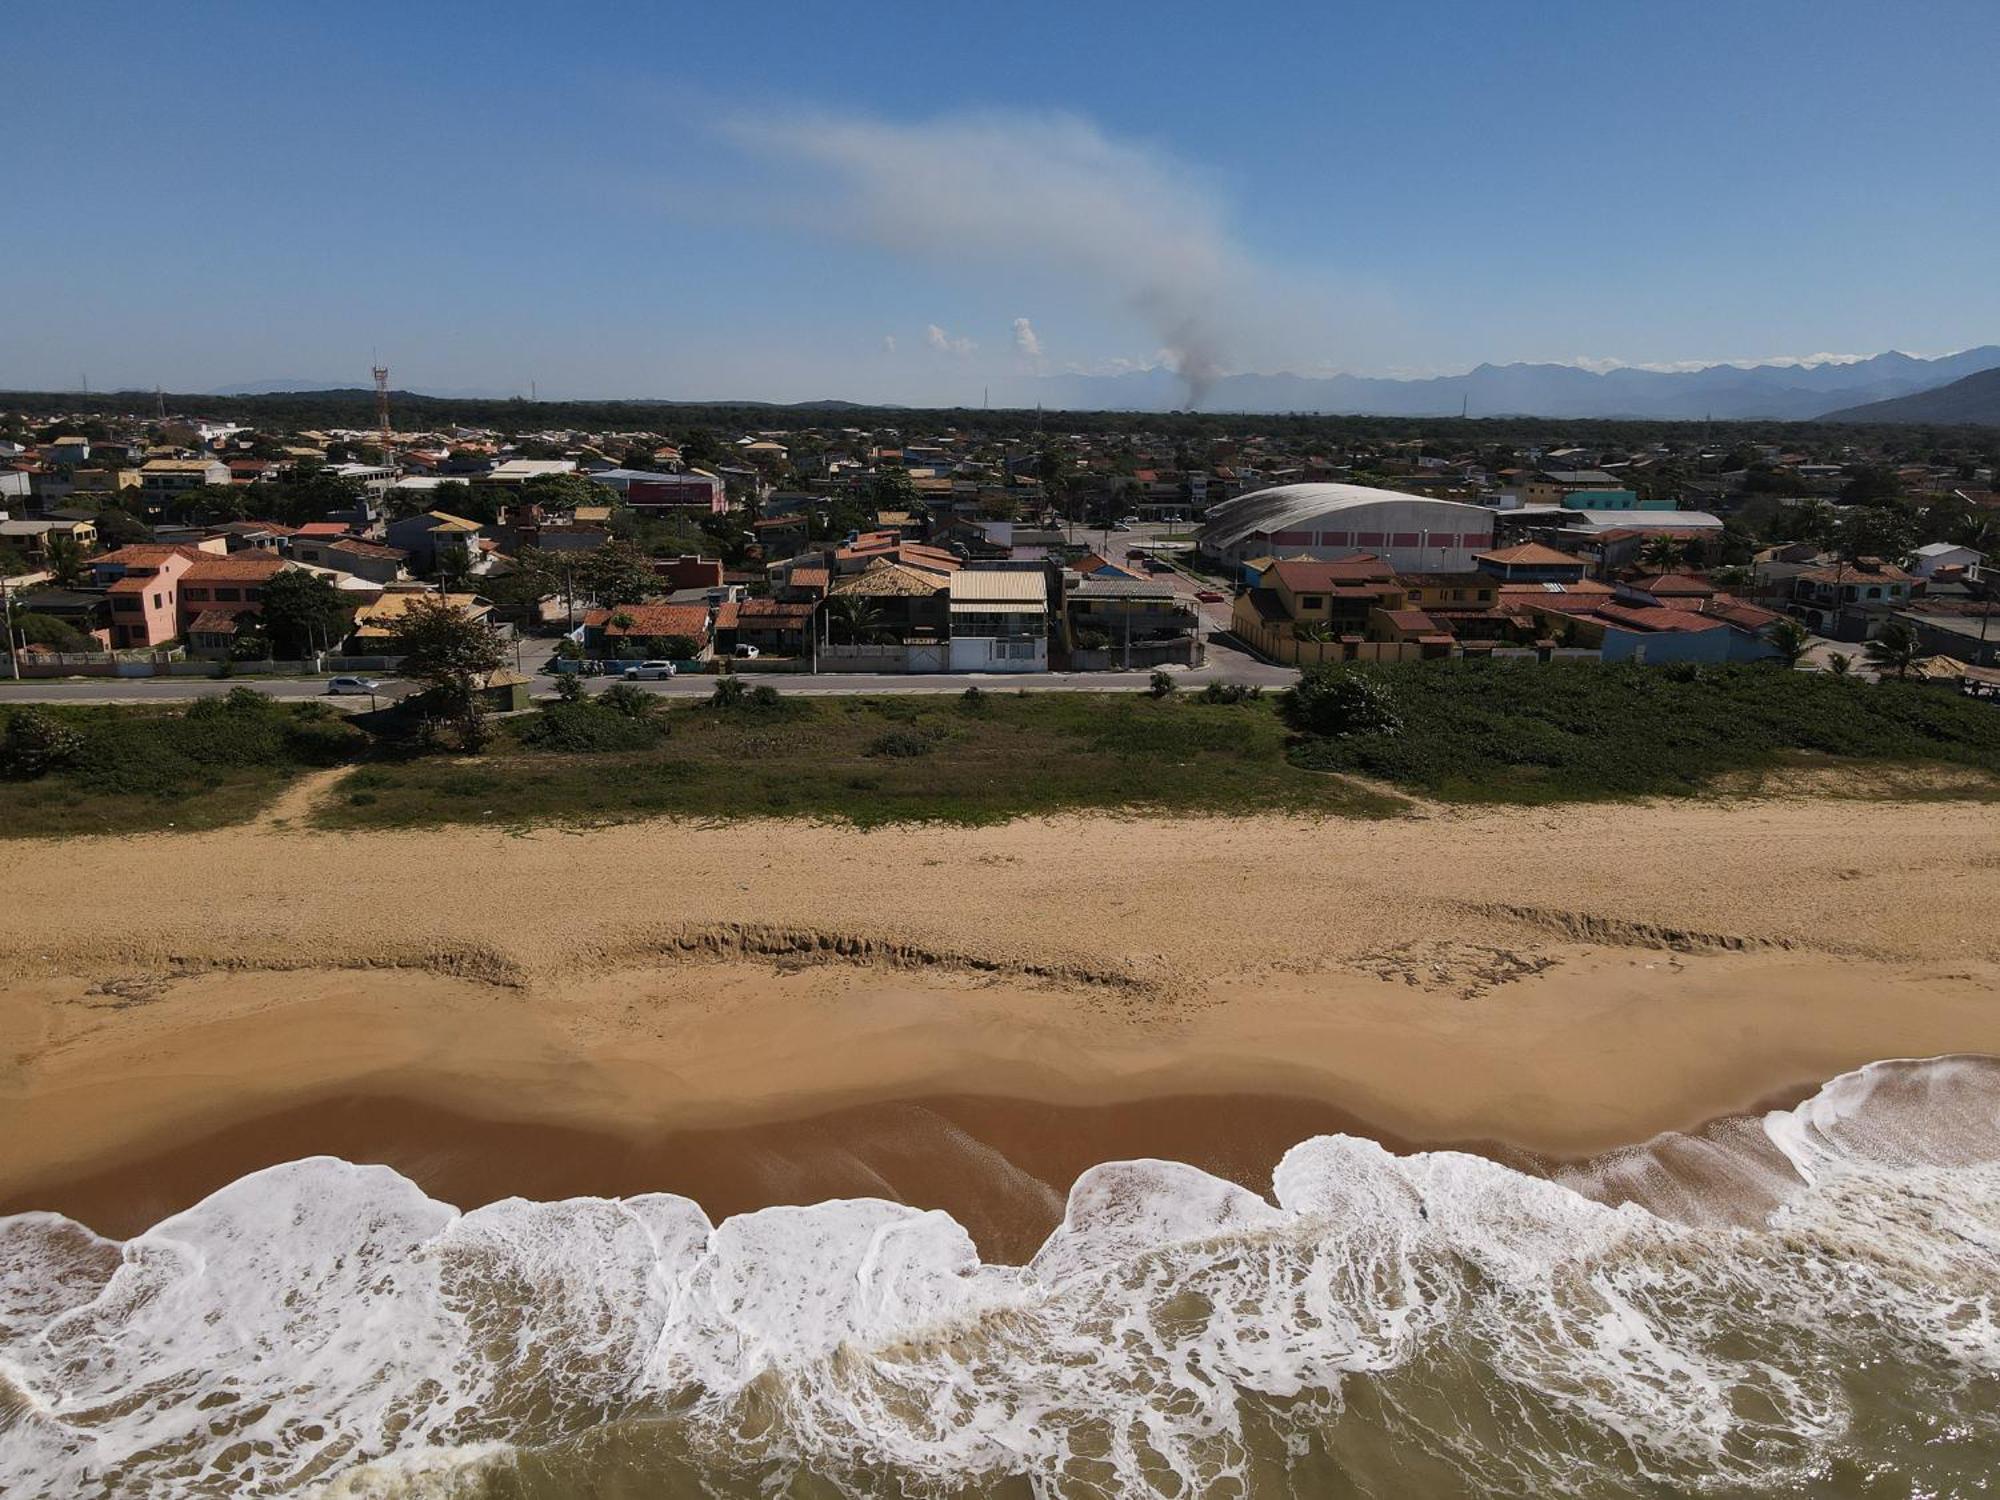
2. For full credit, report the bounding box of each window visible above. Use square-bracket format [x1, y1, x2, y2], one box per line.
[183, 587, 209, 602]
[1299, 595, 1325, 610]
[215, 588, 241, 602]
[152, 593, 163, 609]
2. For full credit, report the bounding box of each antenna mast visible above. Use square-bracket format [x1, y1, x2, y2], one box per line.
[372, 362, 392, 449]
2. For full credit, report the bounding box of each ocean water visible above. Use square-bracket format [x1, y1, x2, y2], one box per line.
[5, 1055, 2000, 1498]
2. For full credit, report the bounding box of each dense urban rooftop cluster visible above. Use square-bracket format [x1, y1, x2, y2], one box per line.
[0, 399, 1994, 686]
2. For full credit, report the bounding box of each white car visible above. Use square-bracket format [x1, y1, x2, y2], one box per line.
[734, 643, 761, 659]
[326, 676, 384, 695]
[622, 660, 677, 680]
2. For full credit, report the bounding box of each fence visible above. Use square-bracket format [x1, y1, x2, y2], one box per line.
[2, 651, 406, 679]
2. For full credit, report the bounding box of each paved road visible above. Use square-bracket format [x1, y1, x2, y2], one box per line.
[0, 639, 1293, 706]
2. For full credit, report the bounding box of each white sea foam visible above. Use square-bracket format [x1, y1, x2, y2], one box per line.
[2, 1057, 1997, 1498]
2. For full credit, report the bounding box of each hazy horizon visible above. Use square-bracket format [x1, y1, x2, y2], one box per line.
[7, 0, 1997, 406]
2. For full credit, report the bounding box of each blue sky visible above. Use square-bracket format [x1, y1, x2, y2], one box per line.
[6, 0, 1996, 404]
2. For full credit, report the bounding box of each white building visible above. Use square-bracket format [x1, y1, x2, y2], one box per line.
[948, 569, 1049, 672]
[1909, 541, 1986, 577]
[1196, 483, 1497, 572]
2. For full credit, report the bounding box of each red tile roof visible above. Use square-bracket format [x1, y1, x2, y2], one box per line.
[183, 554, 288, 583]
[1271, 556, 1396, 592]
[186, 609, 243, 635]
[584, 603, 712, 638]
[1477, 543, 1585, 566]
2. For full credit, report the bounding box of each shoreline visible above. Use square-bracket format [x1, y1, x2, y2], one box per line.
[5, 949, 1992, 1257]
[5, 797, 1998, 1258]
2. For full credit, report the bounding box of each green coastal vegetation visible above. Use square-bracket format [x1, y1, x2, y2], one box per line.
[5, 664, 1999, 838]
[317, 685, 1405, 830]
[1284, 660, 2000, 802]
[0, 690, 365, 836]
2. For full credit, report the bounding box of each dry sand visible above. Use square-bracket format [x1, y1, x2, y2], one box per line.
[3, 790, 1997, 1252]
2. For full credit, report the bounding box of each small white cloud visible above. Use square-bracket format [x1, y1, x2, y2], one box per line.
[926, 323, 975, 357]
[881, 334, 896, 354]
[1012, 317, 1043, 359]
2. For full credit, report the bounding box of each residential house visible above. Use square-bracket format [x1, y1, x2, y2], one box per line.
[289, 534, 410, 585]
[1910, 541, 1986, 578]
[385, 510, 486, 573]
[1063, 575, 1199, 668]
[1473, 543, 1592, 584]
[484, 458, 577, 485]
[347, 590, 495, 652]
[0, 515, 98, 559]
[581, 602, 713, 660]
[137, 458, 232, 512]
[947, 569, 1050, 672]
[1789, 557, 1915, 640]
[714, 596, 817, 659]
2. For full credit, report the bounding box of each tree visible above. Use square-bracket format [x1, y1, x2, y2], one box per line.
[0, 708, 82, 778]
[1827, 652, 1854, 677]
[1840, 506, 1917, 564]
[519, 472, 618, 513]
[387, 596, 507, 750]
[1767, 616, 1811, 668]
[577, 542, 656, 607]
[1639, 535, 1687, 572]
[1285, 666, 1404, 737]
[1861, 619, 1921, 679]
[12, 611, 94, 652]
[43, 535, 86, 587]
[260, 568, 350, 658]
[824, 595, 887, 645]
[1840, 465, 1902, 505]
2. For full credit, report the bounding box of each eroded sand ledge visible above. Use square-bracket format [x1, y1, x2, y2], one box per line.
[3, 796, 1997, 1250]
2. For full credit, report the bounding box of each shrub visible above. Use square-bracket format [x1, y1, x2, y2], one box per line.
[1283, 659, 2000, 800]
[515, 701, 667, 753]
[867, 727, 938, 758]
[710, 675, 748, 708]
[1284, 666, 1403, 737]
[553, 673, 584, 702]
[282, 716, 368, 765]
[598, 682, 658, 720]
[1198, 680, 1264, 705]
[960, 684, 987, 712]
[1, 708, 83, 779]
[746, 683, 783, 711]
[1148, 670, 1177, 699]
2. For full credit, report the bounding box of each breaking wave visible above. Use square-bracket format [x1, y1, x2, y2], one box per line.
[5, 1056, 2000, 1498]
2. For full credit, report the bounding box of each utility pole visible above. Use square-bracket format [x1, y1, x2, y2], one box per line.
[1, 570, 19, 680]
[373, 363, 392, 450]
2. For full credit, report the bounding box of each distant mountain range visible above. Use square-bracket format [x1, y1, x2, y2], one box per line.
[208, 379, 524, 400]
[1007, 347, 2000, 419]
[1818, 366, 2000, 425]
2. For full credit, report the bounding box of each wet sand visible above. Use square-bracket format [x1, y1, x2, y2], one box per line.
[3, 793, 1998, 1252]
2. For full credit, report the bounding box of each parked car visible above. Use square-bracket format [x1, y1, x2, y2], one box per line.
[622, 660, 677, 680]
[1118, 514, 1142, 526]
[1194, 590, 1225, 603]
[326, 676, 384, 695]
[733, 643, 761, 659]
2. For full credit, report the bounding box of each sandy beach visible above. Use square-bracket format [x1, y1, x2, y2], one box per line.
[4, 790, 1998, 1254]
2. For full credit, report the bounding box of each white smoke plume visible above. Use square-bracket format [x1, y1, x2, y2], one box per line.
[881, 334, 896, 354]
[926, 323, 975, 356]
[1012, 317, 1043, 360]
[729, 110, 1314, 406]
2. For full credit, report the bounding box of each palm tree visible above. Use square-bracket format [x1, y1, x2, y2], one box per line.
[825, 595, 887, 646]
[1827, 652, 1853, 677]
[43, 535, 86, 587]
[1862, 619, 1921, 679]
[1767, 616, 1811, 668]
[1639, 535, 1686, 573]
